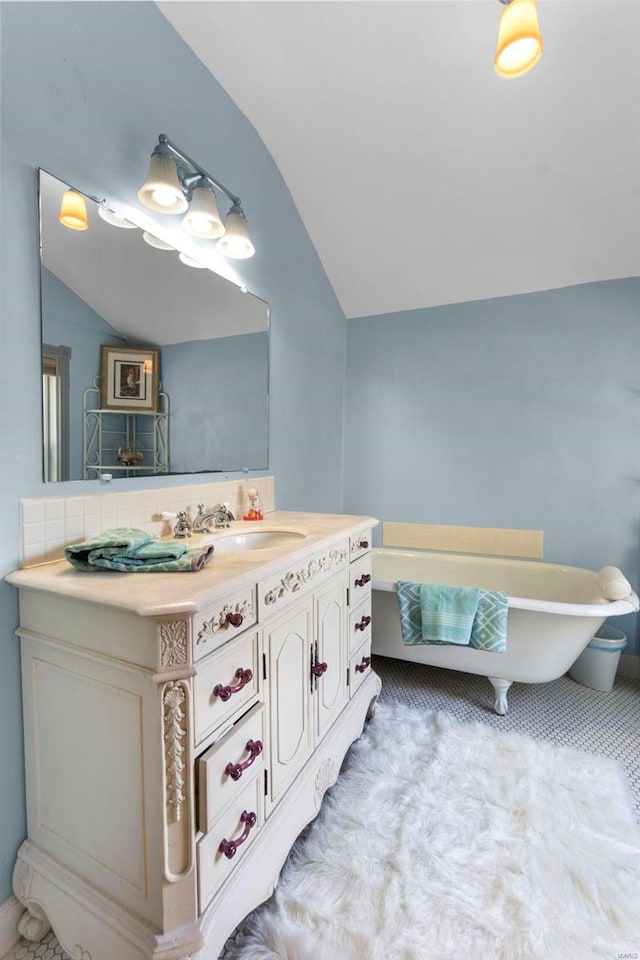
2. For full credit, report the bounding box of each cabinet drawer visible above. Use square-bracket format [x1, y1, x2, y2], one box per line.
[349, 554, 372, 601]
[348, 596, 372, 654]
[198, 703, 266, 833]
[194, 584, 258, 660]
[197, 774, 264, 911]
[258, 541, 349, 619]
[194, 631, 261, 745]
[349, 637, 373, 698]
[350, 530, 372, 562]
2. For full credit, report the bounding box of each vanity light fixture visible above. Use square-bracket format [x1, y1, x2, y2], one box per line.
[138, 135, 255, 258]
[59, 190, 88, 231]
[495, 0, 543, 79]
[98, 203, 137, 229]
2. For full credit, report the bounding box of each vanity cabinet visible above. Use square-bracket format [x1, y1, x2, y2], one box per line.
[8, 512, 379, 960]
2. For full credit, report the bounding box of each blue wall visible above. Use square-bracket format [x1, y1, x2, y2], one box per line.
[0, 1, 346, 900]
[163, 332, 269, 473]
[42, 267, 127, 479]
[344, 279, 640, 653]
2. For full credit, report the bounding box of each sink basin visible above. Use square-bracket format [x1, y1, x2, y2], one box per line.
[212, 530, 306, 552]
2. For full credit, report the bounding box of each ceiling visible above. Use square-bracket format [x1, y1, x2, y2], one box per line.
[158, 0, 640, 319]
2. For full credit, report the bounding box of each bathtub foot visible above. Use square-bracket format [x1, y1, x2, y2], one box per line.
[488, 677, 512, 715]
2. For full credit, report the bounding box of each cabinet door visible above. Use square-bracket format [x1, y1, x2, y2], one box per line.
[266, 598, 313, 806]
[314, 574, 348, 742]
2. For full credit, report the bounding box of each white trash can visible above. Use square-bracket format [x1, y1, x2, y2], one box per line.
[568, 625, 627, 692]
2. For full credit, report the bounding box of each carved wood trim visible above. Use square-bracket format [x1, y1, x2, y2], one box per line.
[163, 682, 188, 823]
[196, 594, 256, 646]
[263, 547, 348, 607]
[159, 620, 189, 668]
[14, 860, 33, 902]
[314, 757, 338, 808]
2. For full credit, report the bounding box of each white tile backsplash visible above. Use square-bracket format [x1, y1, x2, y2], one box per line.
[20, 477, 275, 568]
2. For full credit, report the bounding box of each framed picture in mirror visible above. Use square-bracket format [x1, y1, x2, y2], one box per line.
[100, 345, 160, 411]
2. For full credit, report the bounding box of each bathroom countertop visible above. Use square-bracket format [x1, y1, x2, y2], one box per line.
[6, 511, 378, 618]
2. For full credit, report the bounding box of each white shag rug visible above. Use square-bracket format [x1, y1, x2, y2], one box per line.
[226, 702, 640, 960]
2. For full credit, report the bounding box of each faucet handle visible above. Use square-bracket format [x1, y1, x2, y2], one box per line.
[173, 511, 192, 539]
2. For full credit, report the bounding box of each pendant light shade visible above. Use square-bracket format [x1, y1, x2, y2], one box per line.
[137, 154, 188, 214]
[183, 182, 225, 239]
[59, 190, 88, 231]
[495, 0, 543, 79]
[217, 203, 255, 260]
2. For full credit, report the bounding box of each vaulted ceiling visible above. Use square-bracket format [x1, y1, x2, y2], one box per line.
[158, 1, 640, 319]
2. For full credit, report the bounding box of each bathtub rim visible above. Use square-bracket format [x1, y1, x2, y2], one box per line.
[371, 547, 639, 618]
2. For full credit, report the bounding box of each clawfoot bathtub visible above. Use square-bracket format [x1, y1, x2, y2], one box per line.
[371, 548, 638, 714]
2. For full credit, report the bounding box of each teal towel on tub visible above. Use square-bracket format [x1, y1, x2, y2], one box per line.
[470, 588, 508, 652]
[419, 582, 480, 645]
[65, 528, 214, 573]
[397, 580, 508, 650]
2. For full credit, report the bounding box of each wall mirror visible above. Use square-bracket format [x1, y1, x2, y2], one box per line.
[38, 169, 269, 482]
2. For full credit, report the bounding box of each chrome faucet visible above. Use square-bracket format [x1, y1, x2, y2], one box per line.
[193, 503, 235, 533]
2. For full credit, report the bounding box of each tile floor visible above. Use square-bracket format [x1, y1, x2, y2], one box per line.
[6, 658, 639, 960]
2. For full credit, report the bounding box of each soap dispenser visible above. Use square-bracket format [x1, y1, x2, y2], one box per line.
[243, 487, 263, 521]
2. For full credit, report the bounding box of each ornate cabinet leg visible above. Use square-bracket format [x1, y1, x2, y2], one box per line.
[18, 906, 51, 942]
[488, 677, 512, 716]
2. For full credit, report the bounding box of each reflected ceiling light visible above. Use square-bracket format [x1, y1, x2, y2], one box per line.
[182, 178, 225, 239]
[495, 0, 543, 79]
[138, 135, 255, 258]
[142, 231, 175, 251]
[178, 251, 207, 269]
[98, 203, 137, 229]
[59, 190, 88, 231]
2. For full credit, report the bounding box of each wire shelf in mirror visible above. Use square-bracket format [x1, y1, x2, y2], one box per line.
[83, 379, 170, 480]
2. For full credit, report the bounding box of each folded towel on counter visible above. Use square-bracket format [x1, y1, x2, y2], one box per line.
[65, 528, 214, 572]
[397, 580, 508, 650]
[419, 582, 481, 645]
[469, 588, 508, 652]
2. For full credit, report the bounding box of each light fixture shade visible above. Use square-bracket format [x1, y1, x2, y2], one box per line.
[178, 251, 207, 269]
[217, 205, 255, 259]
[183, 184, 225, 239]
[98, 203, 137, 229]
[59, 190, 88, 230]
[137, 154, 188, 214]
[494, 0, 543, 79]
[142, 231, 175, 251]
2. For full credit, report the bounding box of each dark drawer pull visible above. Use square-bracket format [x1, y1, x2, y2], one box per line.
[225, 612, 244, 628]
[354, 574, 371, 587]
[355, 655, 371, 674]
[311, 661, 328, 678]
[213, 668, 253, 702]
[224, 740, 263, 781]
[358, 539, 369, 550]
[355, 615, 372, 632]
[218, 810, 257, 859]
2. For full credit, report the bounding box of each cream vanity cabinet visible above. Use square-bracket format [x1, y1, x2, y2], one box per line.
[7, 512, 380, 960]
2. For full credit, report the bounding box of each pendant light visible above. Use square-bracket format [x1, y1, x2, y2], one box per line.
[59, 190, 88, 231]
[495, 0, 543, 79]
